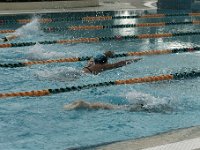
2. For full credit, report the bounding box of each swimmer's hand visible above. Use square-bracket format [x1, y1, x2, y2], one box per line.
[126, 58, 142, 64]
[104, 51, 115, 58]
[111, 58, 142, 68]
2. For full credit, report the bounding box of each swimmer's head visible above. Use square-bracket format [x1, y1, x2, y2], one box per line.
[94, 54, 108, 64]
[104, 51, 114, 58]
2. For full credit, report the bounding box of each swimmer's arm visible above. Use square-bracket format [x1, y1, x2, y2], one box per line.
[90, 103, 116, 110]
[6, 35, 19, 41]
[105, 58, 142, 70]
[82, 67, 92, 73]
[64, 100, 118, 110]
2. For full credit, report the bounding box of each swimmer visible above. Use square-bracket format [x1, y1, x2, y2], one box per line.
[83, 51, 142, 75]
[64, 100, 146, 112]
[0, 18, 39, 43]
[64, 100, 172, 113]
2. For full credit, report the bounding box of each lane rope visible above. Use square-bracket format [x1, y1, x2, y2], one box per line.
[1, 20, 200, 33]
[0, 69, 199, 99]
[0, 46, 199, 68]
[82, 13, 200, 21]
[69, 20, 200, 31]
[0, 13, 199, 25]
[0, 31, 200, 48]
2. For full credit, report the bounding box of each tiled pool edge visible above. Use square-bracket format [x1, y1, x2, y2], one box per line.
[94, 125, 200, 150]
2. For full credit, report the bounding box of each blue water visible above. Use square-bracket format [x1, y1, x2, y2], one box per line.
[0, 10, 200, 150]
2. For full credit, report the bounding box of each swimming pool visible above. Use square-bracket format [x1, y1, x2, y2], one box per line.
[0, 10, 200, 150]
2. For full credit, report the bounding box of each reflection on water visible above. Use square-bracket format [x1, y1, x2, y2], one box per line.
[113, 11, 138, 36]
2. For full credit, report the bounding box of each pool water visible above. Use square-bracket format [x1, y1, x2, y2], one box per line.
[0, 10, 200, 150]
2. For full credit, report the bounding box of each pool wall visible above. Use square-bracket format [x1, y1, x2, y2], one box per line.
[157, 0, 200, 11]
[191, 0, 200, 11]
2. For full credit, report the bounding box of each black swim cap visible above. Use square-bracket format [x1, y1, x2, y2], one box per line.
[94, 54, 108, 64]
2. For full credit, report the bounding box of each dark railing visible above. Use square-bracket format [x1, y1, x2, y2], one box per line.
[0, 0, 71, 2]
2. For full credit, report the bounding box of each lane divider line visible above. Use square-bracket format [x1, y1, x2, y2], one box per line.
[1, 20, 200, 33]
[0, 46, 199, 68]
[82, 13, 200, 21]
[0, 31, 200, 48]
[0, 70, 199, 99]
[68, 20, 200, 31]
[0, 13, 199, 25]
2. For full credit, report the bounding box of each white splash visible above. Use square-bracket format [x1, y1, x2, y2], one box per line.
[14, 17, 41, 37]
[25, 43, 66, 60]
[125, 90, 172, 112]
[35, 67, 82, 82]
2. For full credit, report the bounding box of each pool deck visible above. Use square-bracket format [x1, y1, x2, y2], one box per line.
[1, 1, 199, 150]
[93, 126, 200, 150]
[0, 0, 156, 15]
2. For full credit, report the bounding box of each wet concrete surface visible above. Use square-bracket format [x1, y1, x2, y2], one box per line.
[94, 126, 200, 150]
